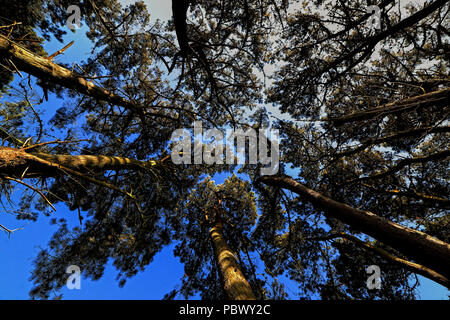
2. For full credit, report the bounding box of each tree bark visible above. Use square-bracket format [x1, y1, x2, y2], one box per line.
[258, 175, 450, 281]
[333, 126, 450, 159]
[209, 214, 256, 300]
[311, 233, 450, 289]
[0, 147, 157, 178]
[172, 0, 191, 56]
[0, 35, 164, 118]
[347, 150, 450, 183]
[331, 88, 450, 126]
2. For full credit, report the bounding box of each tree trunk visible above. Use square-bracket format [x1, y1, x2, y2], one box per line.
[209, 215, 256, 300]
[0, 147, 157, 178]
[0, 35, 155, 117]
[331, 88, 450, 126]
[334, 126, 450, 159]
[258, 175, 450, 281]
[311, 233, 450, 289]
[172, 0, 191, 56]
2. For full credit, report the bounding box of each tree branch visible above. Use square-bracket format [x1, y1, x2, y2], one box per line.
[330, 88, 450, 126]
[257, 175, 450, 280]
[310, 232, 450, 288]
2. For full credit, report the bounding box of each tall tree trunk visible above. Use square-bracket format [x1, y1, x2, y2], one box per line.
[311, 233, 450, 288]
[0, 147, 158, 177]
[258, 175, 450, 281]
[209, 214, 256, 300]
[0, 35, 159, 118]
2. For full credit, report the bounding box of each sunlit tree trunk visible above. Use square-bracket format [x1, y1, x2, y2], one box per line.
[259, 175, 450, 281]
[0, 147, 157, 177]
[0, 36, 145, 115]
[209, 213, 256, 300]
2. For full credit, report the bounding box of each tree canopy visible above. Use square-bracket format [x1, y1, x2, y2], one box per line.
[0, 0, 448, 300]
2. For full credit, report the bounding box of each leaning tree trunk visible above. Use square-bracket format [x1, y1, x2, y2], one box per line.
[0, 147, 158, 177]
[209, 214, 256, 300]
[258, 175, 450, 282]
[0, 147, 162, 198]
[0, 35, 148, 115]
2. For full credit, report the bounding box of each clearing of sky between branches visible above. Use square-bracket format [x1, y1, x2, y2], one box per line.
[0, 0, 449, 300]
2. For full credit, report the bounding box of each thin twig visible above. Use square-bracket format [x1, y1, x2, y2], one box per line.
[0, 223, 22, 235]
[7, 58, 23, 78]
[46, 41, 74, 60]
[22, 139, 90, 151]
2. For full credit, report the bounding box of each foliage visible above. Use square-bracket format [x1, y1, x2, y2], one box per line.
[0, 0, 448, 300]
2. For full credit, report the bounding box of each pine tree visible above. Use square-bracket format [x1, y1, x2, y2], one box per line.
[0, 0, 448, 300]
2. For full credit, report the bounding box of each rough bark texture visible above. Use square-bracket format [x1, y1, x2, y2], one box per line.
[0, 147, 156, 178]
[0, 147, 48, 177]
[209, 217, 256, 300]
[32, 152, 155, 171]
[0, 35, 151, 115]
[258, 175, 450, 281]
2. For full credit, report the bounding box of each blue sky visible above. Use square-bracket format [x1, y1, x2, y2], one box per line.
[0, 0, 448, 300]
